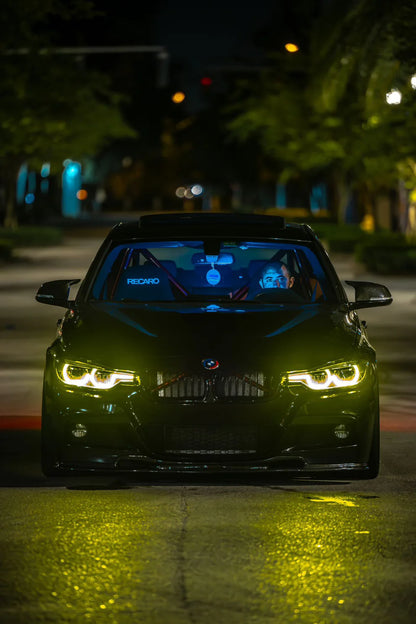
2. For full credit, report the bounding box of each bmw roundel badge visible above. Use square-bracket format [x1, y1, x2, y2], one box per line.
[202, 358, 220, 370]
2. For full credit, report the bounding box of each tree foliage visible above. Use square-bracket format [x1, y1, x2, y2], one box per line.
[227, 0, 416, 221]
[0, 0, 136, 226]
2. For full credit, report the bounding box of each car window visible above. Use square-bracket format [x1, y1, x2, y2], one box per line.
[89, 240, 335, 304]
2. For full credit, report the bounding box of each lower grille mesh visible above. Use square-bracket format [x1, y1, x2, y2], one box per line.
[165, 426, 257, 455]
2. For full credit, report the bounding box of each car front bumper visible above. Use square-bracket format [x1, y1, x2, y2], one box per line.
[43, 361, 379, 477]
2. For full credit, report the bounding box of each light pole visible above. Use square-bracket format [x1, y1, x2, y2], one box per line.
[3, 45, 170, 88]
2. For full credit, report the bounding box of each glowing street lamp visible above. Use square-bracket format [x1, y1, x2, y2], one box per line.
[172, 91, 185, 104]
[385, 89, 402, 105]
[285, 43, 299, 53]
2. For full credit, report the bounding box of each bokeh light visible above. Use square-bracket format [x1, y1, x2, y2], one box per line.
[191, 184, 203, 196]
[385, 89, 402, 105]
[285, 43, 299, 53]
[172, 91, 186, 104]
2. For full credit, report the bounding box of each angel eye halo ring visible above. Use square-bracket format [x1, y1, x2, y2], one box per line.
[286, 363, 363, 390]
[60, 362, 138, 389]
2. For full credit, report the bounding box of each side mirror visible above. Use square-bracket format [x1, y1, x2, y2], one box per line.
[345, 280, 392, 310]
[36, 279, 80, 308]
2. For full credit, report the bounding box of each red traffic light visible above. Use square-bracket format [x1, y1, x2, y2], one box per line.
[200, 76, 213, 87]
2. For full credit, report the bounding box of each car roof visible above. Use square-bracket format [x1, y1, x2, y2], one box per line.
[106, 213, 316, 242]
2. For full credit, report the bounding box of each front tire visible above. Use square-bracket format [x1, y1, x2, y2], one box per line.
[363, 412, 380, 479]
[346, 411, 380, 480]
[41, 432, 61, 476]
[41, 401, 62, 476]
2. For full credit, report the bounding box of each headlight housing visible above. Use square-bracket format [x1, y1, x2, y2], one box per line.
[58, 362, 139, 389]
[286, 362, 364, 390]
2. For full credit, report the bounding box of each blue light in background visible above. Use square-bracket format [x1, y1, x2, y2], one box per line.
[276, 183, 287, 208]
[40, 179, 49, 193]
[25, 193, 35, 205]
[28, 171, 36, 193]
[310, 183, 328, 213]
[66, 163, 81, 178]
[40, 162, 50, 178]
[62, 160, 82, 217]
[16, 163, 28, 205]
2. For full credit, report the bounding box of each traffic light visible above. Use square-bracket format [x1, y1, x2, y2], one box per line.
[200, 76, 213, 87]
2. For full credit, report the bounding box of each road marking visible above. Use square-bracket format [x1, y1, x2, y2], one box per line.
[0, 415, 41, 430]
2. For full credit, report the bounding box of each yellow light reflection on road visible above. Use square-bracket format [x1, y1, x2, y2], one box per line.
[308, 495, 358, 507]
[250, 492, 372, 621]
[3, 489, 182, 621]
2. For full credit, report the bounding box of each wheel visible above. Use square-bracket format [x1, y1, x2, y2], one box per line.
[346, 411, 380, 480]
[40, 402, 62, 477]
[41, 432, 61, 476]
[363, 412, 380, 479]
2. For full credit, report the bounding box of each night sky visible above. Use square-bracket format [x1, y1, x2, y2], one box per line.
[151, 0, 311, 112]
[153, 0, 280, 70]
[73, 0, 308, 83]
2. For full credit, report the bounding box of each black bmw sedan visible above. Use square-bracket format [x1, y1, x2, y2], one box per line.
[36, 213, 392, 479]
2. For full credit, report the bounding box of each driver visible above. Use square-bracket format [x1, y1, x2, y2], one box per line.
[259, 262, 294, 289]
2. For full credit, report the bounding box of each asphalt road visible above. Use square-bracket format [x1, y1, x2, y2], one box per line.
[1, 482, 415, 624]
[0, 233, 415, 623]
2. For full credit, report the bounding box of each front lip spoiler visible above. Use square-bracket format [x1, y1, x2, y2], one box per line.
[113, 454, 306, 472]
[56, 453, 368, 475]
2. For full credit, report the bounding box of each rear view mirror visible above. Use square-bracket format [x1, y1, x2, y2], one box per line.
[36, 279, 80, 308]
[191, 252, 234, 265]
[345, 280, 392, 310]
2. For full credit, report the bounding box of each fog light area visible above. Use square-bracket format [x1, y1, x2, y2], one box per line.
[72, 423, 87, 438]
[333, 424, 350, 440]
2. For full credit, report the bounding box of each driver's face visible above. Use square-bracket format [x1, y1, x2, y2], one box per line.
[261, 265, 292, 288]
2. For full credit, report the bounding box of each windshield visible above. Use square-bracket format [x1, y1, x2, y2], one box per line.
[89, 239, 335, 304]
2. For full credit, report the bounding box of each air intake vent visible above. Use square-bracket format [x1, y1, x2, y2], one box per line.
[165, 426, 257, 455]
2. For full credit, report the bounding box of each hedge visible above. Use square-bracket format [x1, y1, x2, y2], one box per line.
[312, 223, 370, 253]
[355, 234, 416, 274]
[0, 239, 13, 261]
[0, 226, 63, 247]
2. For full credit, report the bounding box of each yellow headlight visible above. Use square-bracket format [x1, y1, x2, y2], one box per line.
[287, 363, 363, 390]
[60, 363, 138, 389]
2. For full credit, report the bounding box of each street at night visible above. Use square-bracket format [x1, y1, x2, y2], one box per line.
[0, 233, 415, 623]
[2, 0, 416, 621]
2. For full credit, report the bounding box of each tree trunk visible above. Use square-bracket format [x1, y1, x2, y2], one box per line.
[3, 162, 19, 229]
[331, 170, 350, 223]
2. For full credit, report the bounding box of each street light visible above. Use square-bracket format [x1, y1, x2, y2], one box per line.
[385, 89, 402, 105]
[4, 45, 170, 87]
[172, 91, 186, 104]
[285, 43, 299, 53]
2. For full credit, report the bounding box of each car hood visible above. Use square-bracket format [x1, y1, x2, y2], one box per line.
[59, 301, 366, 372]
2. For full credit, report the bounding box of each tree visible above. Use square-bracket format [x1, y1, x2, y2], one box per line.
[226, 0, 416, 224]
[0, 0, 136, 226]
[310, 0, 416, 225]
